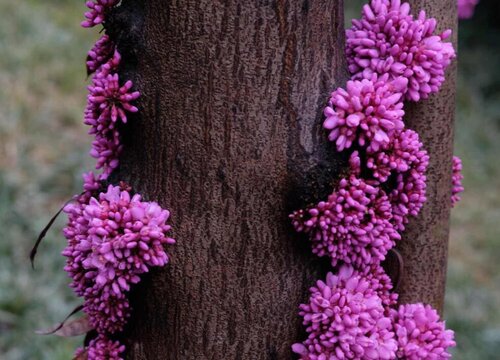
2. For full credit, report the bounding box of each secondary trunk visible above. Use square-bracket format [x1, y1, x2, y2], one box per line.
[112, 1, 347, 359]
[395, 0, 457, 313]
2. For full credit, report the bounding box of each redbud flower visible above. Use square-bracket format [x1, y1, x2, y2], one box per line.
[62, 173, 101, 283]
[84, 51, 140, 179]
[89, 130, 123, 178]
[391, 303, 456, 359]
[85, 53, 139, 126]
[458, 0, 479, 19]
[82, 0, 120, 28]
[82, 171, 102, 196]
[346, 0, 456, 101]
[451, 155, 464, 207]
[324, 74, 407, 152]
[388, 166, 428, 231]
[62, 185, 175, 333]
[83, 285, 132, 333]
[75, 335, 126, 360]
[87, 35, 115, 74]
[290, 176, 400, 267]
[292, 265, 397, 360]
[350, 129, 429, 231]
[360, 264, 398, 307]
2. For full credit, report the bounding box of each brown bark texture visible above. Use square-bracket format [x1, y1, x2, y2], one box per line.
[112, 1, 348, 359]
[106, 0, 456, 358]
[395, 0, 457, 313]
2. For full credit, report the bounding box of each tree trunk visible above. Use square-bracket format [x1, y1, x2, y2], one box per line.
[108, 0, 456, 358]
[112, 1, 347, 359]
[395, 0, 457, 313]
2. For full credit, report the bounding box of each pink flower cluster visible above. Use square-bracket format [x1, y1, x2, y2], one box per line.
[291, 1, 458, 358]
[357, 129, 427, 182]
[292, 129, 429, 267]
[391, 304, 456, 359]
[291, 176, 400, 267]
[82, 0, 120, 28]
[324, 74, 407, 152]
[87, 34, 114, 74]
[360, 264, 399, 307]
[384, 130, 429, 230]
[346, 0, 456, 101]
[75, 335, 126, 360]
[349, 129, 429, 231]
[84, 48, 139, 180]
[293, 268, 455, 360]
[451, 155, 464, 207]
[81, 1, 141, 182]
[63, 184, 175, 333]
[292, 266, 398, 360]
[458, 0, 479, 19]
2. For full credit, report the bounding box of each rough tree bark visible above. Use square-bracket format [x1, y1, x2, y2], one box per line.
[112, 1, 348, 359]
[395, 0, 457, 313]
[107, 0, 456, 358]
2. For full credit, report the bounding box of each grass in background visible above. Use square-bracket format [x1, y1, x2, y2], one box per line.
[0, 0, 94, 359]
[0, 0, 498, 359]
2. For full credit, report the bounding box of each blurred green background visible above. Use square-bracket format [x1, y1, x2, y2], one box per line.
[0, 0, 498, 359]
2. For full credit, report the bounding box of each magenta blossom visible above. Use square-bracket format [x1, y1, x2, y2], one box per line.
[87, 34, 115, 74]
[62, 184, 175, 333]
[89, 129, 123, 178]
[82, 171, 102, 197]
[83, 285, 132, 334]
[84, 51, 139, 179]
[89, 73, 139, 123]
[292, 265, 397, 360]
[82, 0, 120, 28]
[391, 303, 456, 359]
[75, 335, 125, 360]
[324, 74, 407, 152]
[451, 155, 464, 207]
[458, 0, 479, 19]
[346, 0, 456, 101]
[349, 129, 429, 231]
[84, 51, 136, 128]
[388, 161, 428, 231]
[290, 176, 400, 267]
[360, 264, 398, 307]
